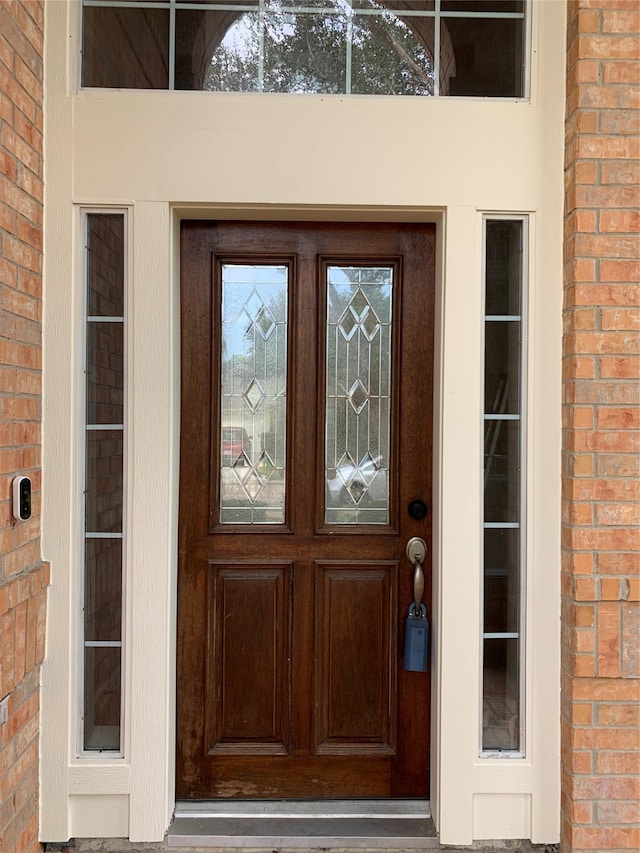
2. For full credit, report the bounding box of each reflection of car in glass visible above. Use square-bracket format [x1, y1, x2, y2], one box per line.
[221, 427, 251, 467]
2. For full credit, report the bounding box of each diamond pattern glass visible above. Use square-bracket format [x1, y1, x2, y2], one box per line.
[220, 265, 288, 524]
[325, 266, 393, 524]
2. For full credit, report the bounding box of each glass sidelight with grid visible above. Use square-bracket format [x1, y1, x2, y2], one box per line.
[81, 212, 126, 754]
[482, 217, 526, 754]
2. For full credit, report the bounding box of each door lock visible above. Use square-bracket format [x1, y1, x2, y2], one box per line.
[406, 536, 427, 617]
[404, 536, 429, 672]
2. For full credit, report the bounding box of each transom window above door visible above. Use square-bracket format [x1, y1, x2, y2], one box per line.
[82, 0, 527, 97]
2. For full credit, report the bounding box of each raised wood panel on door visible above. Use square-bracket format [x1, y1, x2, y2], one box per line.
[177, 221, 434, 800]
[205, 563, 292, 755]
[314, 562, 397, 755]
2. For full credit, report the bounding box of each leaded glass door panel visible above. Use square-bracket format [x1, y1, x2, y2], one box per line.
[177, 221, 434, 799]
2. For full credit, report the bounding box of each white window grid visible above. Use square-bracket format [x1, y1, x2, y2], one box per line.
[480, 213, 528, 758]
[78, 209, 128, 759]
[81, 0, 529, 96]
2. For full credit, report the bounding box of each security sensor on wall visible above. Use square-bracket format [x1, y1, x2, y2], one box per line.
[12, 476, 32, 521]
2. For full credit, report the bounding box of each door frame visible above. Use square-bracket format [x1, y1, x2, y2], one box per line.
[172, 207, 445, 812]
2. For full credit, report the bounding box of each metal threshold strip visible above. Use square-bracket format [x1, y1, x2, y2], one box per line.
[169, 799, 438, 849]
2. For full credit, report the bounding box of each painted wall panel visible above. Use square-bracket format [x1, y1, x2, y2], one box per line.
[73, 93, 540, 212]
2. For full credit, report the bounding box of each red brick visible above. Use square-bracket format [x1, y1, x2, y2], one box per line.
[601, 159, 640, 185]
[596, 799, 640, 826]
[626, 579, 640, 601]
[601, 307, 640, 331]
[596, 502, 640, 527]
[598, 553, 640, 575]
[596, 407, 640, 429]
[568, 284, 640, 309]
[571, 800, 593, 823]
[568, 331, 640, 355]
[566, 379, 639, 406]
[575, 605, 596, 627]
[599, 703, 640, 727]
[576, 184, 640, 208]
[574, 233, 639, 257]
[567, 527, 639, 553]
[602, 9, 640, 32]
[569, 478, 639, 502]
[596, 751, 640, 775]
[579, 84, 640, 110]
[600, 356, 640, 378]
[574, 160, 599, 185]
[571, 454, 595, 476]
[597, 602, 622, 677]
[600, 209, 640, 233]
[600, 259, 640, 282]
[577, 33, 639, 59]
[572, 826, 640, 850]
[601, 579, 630, 603]
[570, 717, 639, 747]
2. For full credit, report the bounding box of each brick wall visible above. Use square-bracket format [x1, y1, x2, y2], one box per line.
[0, 3, 46, 853]
[562, 1, 640, 851]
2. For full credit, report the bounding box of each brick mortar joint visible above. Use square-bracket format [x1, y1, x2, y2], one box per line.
[0, 559, 50, 589]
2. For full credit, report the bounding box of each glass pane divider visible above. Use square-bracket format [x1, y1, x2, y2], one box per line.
[83, 1, 523, 17]
[441, 11, 525, 19]
[485, 315, 521, 322]
[84, 531, 124, 540]
[433, 0, 440, 96]
[169, 0, 176, 89]
[84, 1, 170, 6]
[85, 640, 123, 648]
[484, 521, 520, 529]
[345, 10, 353, 95]
[86, 424, 124, 430]
[87, 316, 124, 323]
[483, 632, 519, 640]
[85, 532, 124, 539]
[258, 0, 265, 91]
[484, 413, 520, 420]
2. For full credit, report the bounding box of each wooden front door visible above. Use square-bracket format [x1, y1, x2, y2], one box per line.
[177, 221, 434, 799]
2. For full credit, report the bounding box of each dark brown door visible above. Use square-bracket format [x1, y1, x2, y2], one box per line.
[177, 221, 434, 799]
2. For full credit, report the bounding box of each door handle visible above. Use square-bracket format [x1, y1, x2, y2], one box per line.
[406, 536, 427, 618]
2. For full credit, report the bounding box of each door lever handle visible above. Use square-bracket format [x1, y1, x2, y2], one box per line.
[406, 536, 427, 618]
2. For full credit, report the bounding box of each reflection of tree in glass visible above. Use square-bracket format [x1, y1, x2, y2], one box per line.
[205, 1, 434, 95]
[327, 271, 392, 476]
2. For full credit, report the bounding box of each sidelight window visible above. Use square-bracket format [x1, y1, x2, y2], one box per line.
[81, 0, 527, 97]
[481, 216, 526, 755]
[80, 212, 127, 755]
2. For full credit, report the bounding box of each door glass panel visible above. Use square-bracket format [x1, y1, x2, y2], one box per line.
[325, 266, 392, 525]
[220, 264, 288, 524]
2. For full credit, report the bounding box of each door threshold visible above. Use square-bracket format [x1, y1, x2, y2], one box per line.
[169, 800, 437, 849]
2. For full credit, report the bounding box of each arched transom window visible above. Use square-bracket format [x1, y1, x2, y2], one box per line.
[82, 0, 527, 97]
